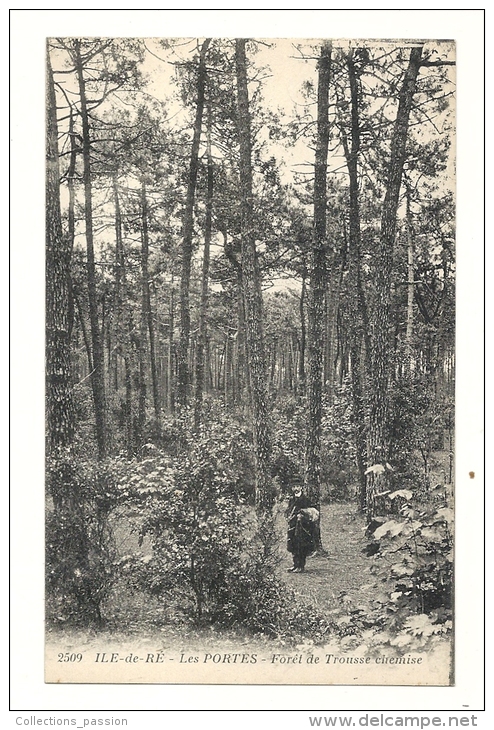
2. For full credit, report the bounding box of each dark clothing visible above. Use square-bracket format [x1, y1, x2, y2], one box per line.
[286, 494, 316, 571]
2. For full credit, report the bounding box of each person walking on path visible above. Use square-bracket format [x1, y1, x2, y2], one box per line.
[285, 485, 318, 573]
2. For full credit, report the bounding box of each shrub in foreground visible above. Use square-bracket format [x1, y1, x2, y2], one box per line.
[45, 450, 127, 626]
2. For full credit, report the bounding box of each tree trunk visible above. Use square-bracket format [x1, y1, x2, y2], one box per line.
[222, 225, 248, 406]
[298, 266, 307, 392]
[194, 107, 213, 431]
[111, 174, 123, 393]
[235, 39, 273, 514]
[405, 185, 415, 370]
[366, 45, 423, 516]
[46, 47, 74, 452]
[67, 109, 77, 254]
[73, 39, 107, 459]
[141, 180, 161, 429]
[324, 263, 343, 404]
[177, 38, 211, 407]
[137, 306, 147, 455]
[166, 284, 175, 413]
[73, 291, 94, 377]
[124, 355, 133, 456]
[304, 41, 332, 520]
[436, 228, 452, 397]
[113, 176, 134, 454]
[342, 50, 372, 510]
[65, 108, 77, 347]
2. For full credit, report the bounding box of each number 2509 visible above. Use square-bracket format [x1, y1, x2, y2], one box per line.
[57, 652, 83, 662]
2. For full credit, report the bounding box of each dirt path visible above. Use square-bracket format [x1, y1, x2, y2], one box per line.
[278, 502, 371, 612]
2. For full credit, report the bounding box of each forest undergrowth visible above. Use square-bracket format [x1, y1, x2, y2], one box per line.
[47, 455, 452, 660]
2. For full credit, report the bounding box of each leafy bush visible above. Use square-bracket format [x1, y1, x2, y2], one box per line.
[387, 376, 453, 488]
[313, 484, 454, 657]
[322, 605, 452, 657]
[196, 401, 256, 502]
[306, 480, 454, 659]
[45, 450, 128, 626]
[369, 485, 453, 615]
[120, 427, 275, 625]
[116, 423, 340, 640]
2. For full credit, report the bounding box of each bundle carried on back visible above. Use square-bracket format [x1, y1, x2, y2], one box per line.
[298, 507, 320, 523]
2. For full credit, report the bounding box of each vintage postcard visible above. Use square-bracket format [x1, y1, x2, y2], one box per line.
[43, 33, 457, 687]
[10, 9, 484, 713]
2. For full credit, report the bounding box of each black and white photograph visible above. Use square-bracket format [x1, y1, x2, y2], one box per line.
[10, 8, 484, 714]
[43, 32, 457, 686]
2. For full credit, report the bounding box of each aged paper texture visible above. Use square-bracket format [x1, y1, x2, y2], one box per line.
[10, 8, 484, 713]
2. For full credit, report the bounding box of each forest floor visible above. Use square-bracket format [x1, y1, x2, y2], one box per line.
[45, 461, 454, 685]
[45, 501, 380, 686]
[46, 502, 371, 653]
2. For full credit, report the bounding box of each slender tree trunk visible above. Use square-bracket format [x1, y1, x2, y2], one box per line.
[65, 108, 77, 347]
[344, 52, 371, 365]
[46, 47, 74, 452]
[166, 282, 175, 413]
[405, 185, 415, 371]
[270, 341, 277, 389]
[342, 50, 371, 510]
[324, 263, 342, 404]
[113, 176, 134, 453]
[436, 229, 452, 397]
[73, 39, 107, 459]
[298, 267, 307, 391]
[67, 108, 77, 255]
[141, 180, 161, 428]
[350, 343, 368, 511]
[224, 335, 231, 403]
[137, 308, 147, 454]
[73, 291, 94, 375]
[194, 106, 213, 431]
[366, 45, 423, 517]
[222, 225, 248, 406]
[323, 286, 331, 392]
[235, 39, 273, 514]
[177, 38, 211, 407]
[304, 42, 332, 521]
[123, 356, 133, 456]
[111, 174, 123, 393]
[286, 338, 294, 391]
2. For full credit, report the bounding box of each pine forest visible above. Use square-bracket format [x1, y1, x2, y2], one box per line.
[45, 37, 456, 682]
